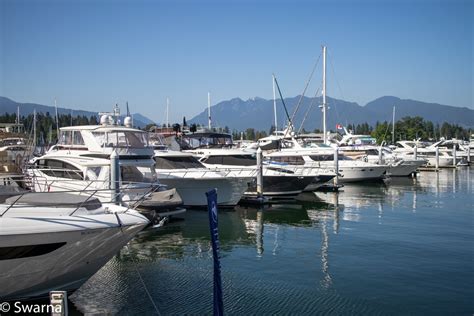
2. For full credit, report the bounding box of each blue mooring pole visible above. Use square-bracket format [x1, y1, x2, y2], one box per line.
[206, 189, 224, 316]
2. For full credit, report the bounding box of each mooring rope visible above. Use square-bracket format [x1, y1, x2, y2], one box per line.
[125, 244, 162, 315]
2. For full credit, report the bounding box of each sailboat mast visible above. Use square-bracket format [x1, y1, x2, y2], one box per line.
[16, 105, 20, 133]
[322, 45, 327, 144]
[272, 74, 278, 132]
[54, 98, 59, 138]
[33, 109, 37, 148]
[208, 92, 211, 130]
[392, 106, 396, 144]
[166, 97, 170, 128]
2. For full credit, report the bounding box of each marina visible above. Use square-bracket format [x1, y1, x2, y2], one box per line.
[1, 53, 473, 313]
[67, 167, 473, 315]
[1, 1, 473, 314]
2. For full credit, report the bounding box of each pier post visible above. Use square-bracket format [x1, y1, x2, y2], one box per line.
[435, 147, 439, 170]
[378, 147, 383, 165]
[256, 147, 263, 198]
[452, 145, 456, 167]
[334, 146, 339, 186]
[414, 145, 418, 160]
[111, 149, 121, 205]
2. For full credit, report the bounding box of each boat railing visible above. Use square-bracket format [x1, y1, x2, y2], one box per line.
[0, 183, 159, 218]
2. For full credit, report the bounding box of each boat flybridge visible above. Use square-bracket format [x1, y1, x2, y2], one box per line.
[142, 145, 251, 207]
[333, 129, 427, 177]
[27, 114, 183, 215]
[177, 130, 336, 197]
[0, 191, 149, 301]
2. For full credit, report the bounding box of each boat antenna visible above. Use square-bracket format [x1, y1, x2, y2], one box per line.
[126, 101, 130, 117]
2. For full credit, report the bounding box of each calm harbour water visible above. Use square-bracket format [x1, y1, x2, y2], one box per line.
[70, 167, 473, 315]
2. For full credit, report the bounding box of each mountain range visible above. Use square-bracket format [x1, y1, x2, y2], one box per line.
[1, 95, 473, 132]
[189, 95, 474, 131]
[0, 96, 155, 128]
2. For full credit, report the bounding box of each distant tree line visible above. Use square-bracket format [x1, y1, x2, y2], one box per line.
[2, 112, 472, 144]
[0, 112, 98, 144]
[367, 116, 472, 144]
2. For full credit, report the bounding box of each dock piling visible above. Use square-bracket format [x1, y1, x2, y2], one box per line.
[256, 147, 263, 198]
[452, 146, 456, 167]
[111, 149, 121, 205]
[334, 146, 339, 186]
[435, 147, 439, 170]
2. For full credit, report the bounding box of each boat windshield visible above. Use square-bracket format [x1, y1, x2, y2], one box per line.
[182, 133, 233, 149]
[155, 156, 205, 169]
[121, 166, 147, 183]
[93, 131, 149, 148]
[202, 154, 256, 166]
[58, 131, 85, 146]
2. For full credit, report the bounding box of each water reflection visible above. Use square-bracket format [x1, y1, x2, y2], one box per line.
[70, 167, 473, 315]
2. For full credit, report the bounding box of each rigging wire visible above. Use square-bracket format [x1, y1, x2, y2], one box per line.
[273, 74, 292, 127]
[298, 86, 321, 134]
[290, 53, 322, 125]
[327, 50, 346, 128]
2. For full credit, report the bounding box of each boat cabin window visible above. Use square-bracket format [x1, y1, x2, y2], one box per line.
[267, 156, 305, 165]
[58, 131, 85, 146]
[365, 149, 379, 155]
[202, 155, 256, 166]
[92, 131, 148, 148]
[310, 154, 353, 161]
[35, 159, 84, 180]
[120, 166, 144, 183]
[154, 156, 205, 169]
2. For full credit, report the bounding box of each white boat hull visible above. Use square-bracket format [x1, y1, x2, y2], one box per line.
[337, 165, 388, 183]
[0, 212, 147, 300]
[388, 160, 426, 177]
[157, 177, 249, 206]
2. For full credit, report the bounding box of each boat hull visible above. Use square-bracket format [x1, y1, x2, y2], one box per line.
[157, 177, 249, 206]
[0, 214, 147, 301]
[244, 175, 316, 197]
[337, 165, 388, 183]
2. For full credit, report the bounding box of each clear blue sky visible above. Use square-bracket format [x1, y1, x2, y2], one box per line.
[1, 0, 472, 123]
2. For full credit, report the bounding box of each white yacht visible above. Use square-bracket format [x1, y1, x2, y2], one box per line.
[145, 149, 251, 207]
[264, 138, 389, 183]
[392, 140, 455, 167]
[189, 147, 334, 196]
[0, 191, 149, 300]
[26, 119, 183, 214]
[178, 131, 335, 195]
[334, 132, 427, 176]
